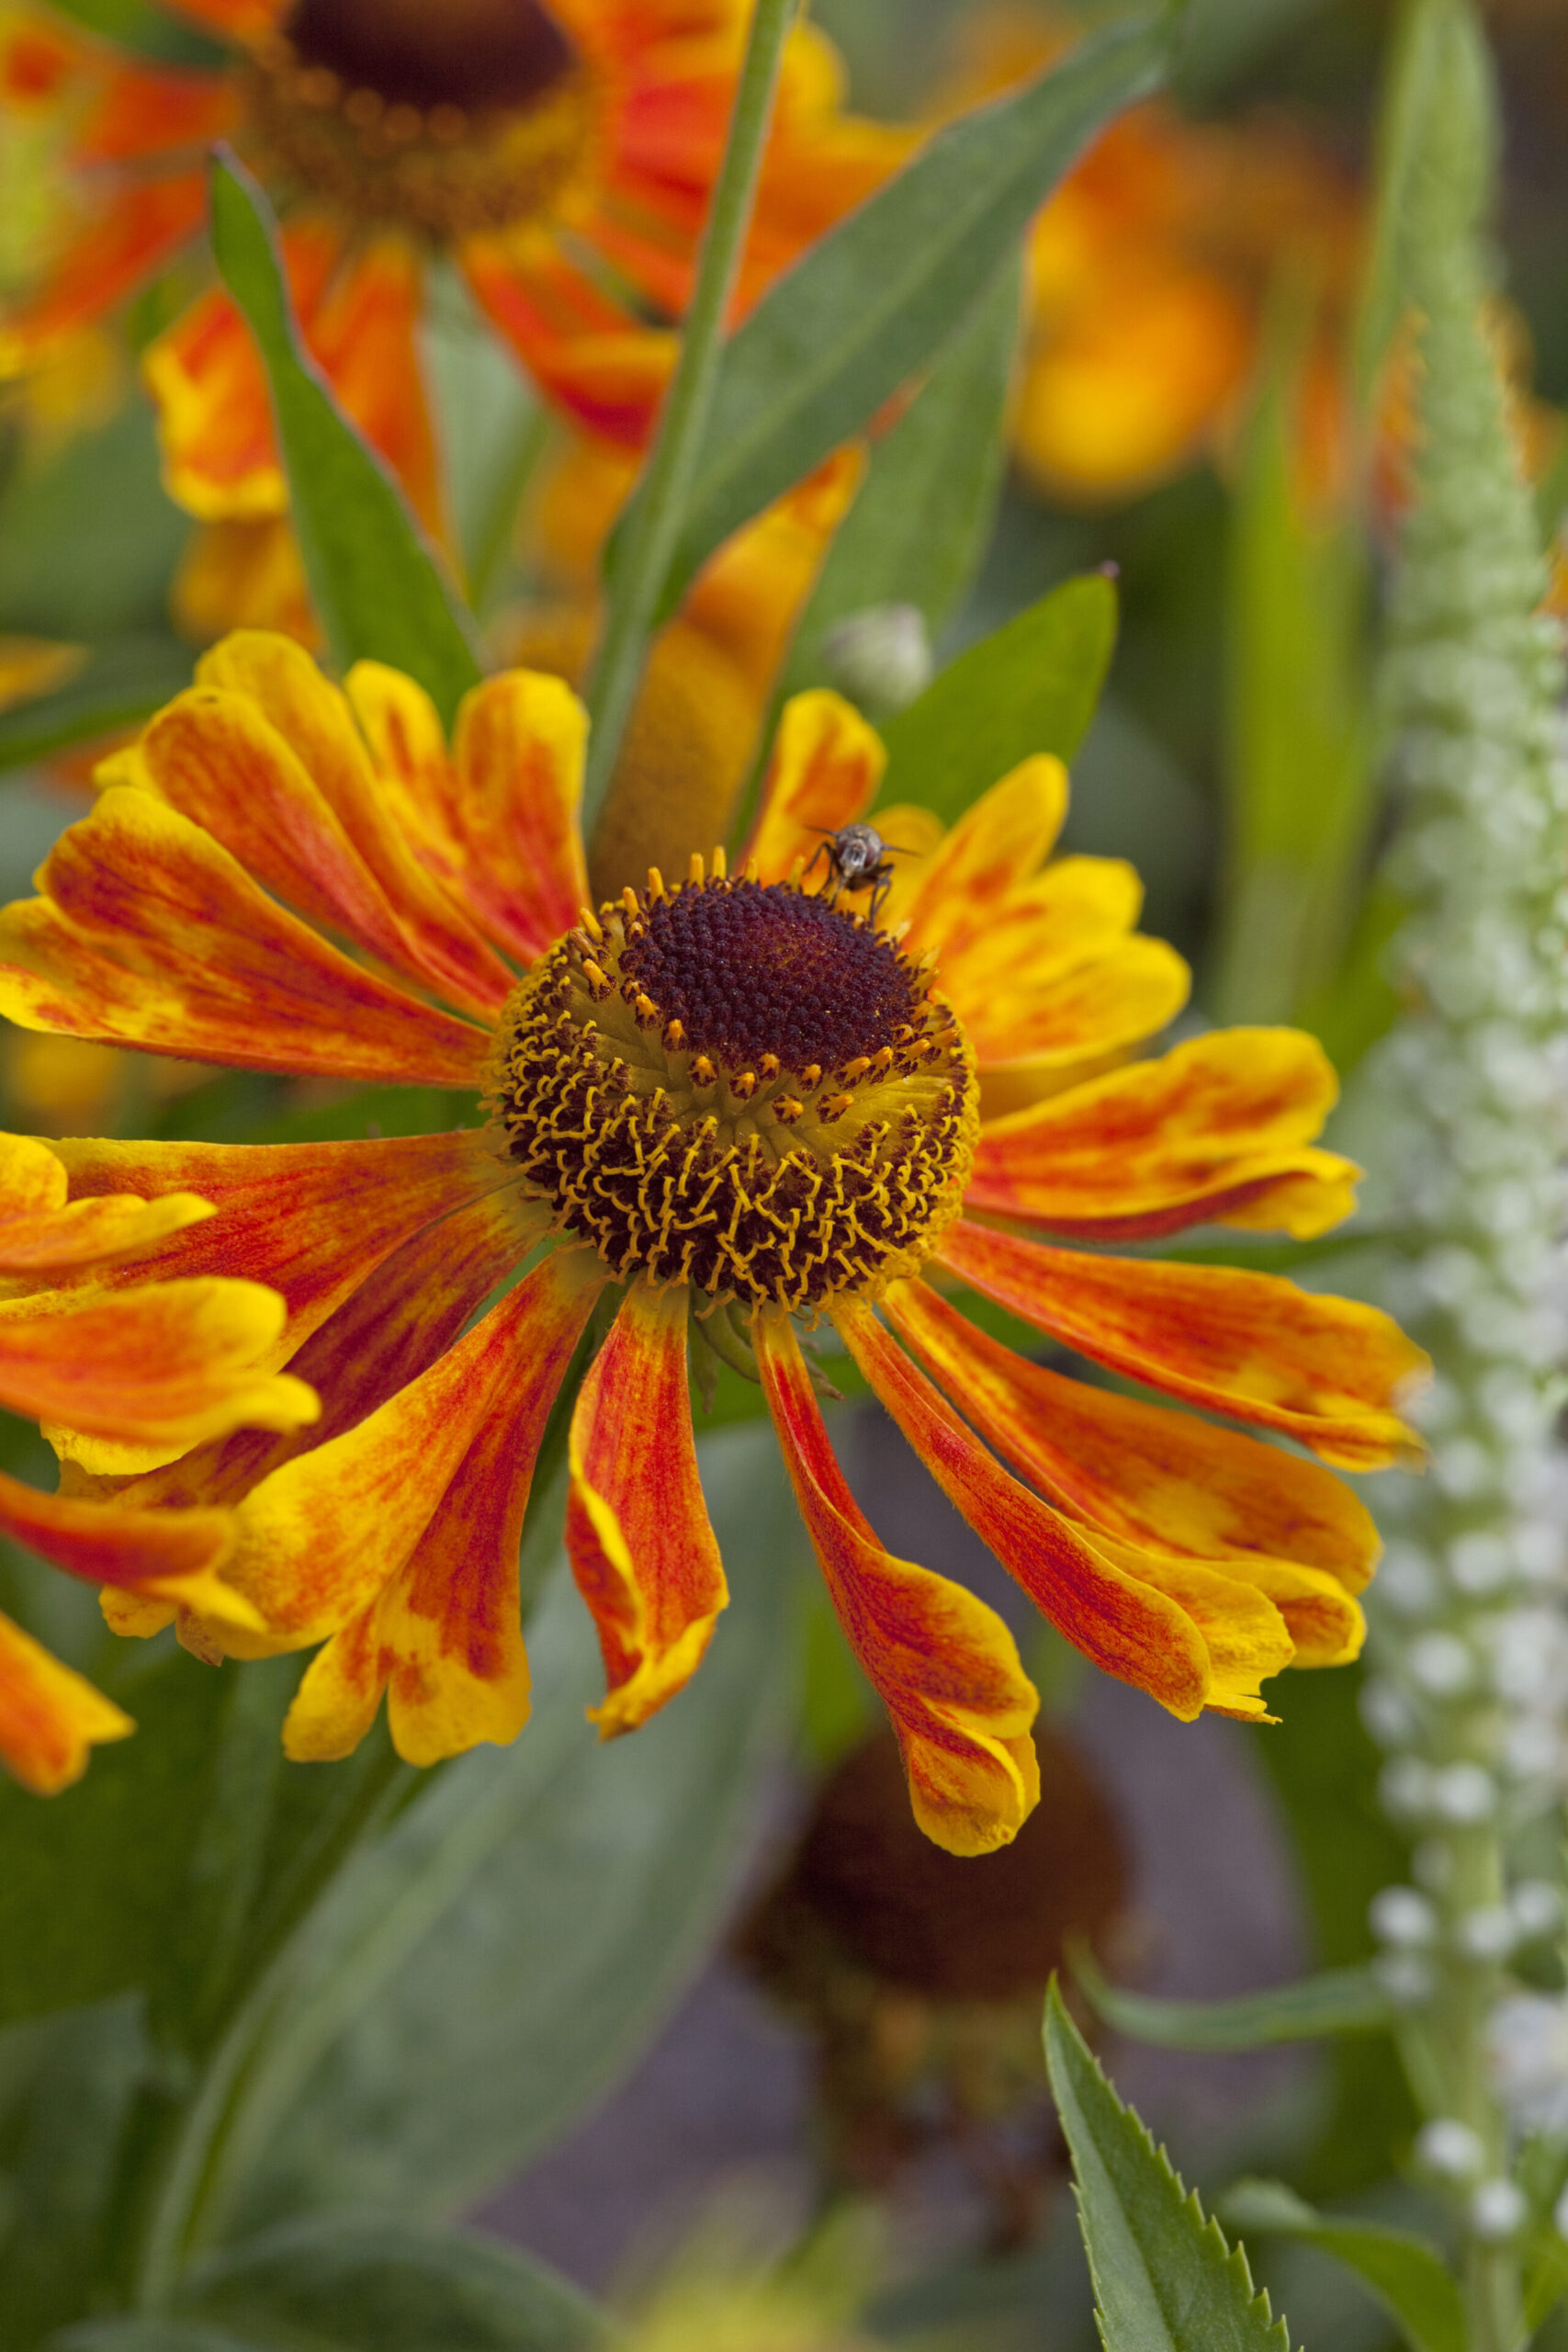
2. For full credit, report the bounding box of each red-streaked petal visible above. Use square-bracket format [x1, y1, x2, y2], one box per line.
[0, 1132, 215, 1274]
[0, 1465, 254, 1638]
[966, 1028, 1359, 1239]
[831, 1295, 1214, 1721]
[936, 1218, 1428, 1470]
[458, 237, 674, 448]
[0, 1613, 132, 1795]
[1079, 1534, 1294, 1721]
[882, 1279, 1379, 1589]
[128, 684, 507, 1021]
[194, 634, 513, 1015]
[48, 1131, 517, 1371]
[449, 670, 592, 962]
[963, 936, 1191, 1072]
[897, 757, 1068, 967]
[741, 692, 886, 886]
[0, 787, 492, 1085]
[567, 1281, 727, 1737]
[3, 1280, 318, 1457]
[206, 1249, 606, 1662]
[137, 1186, 535, 1533]
[754, 1308, 1041, 1856]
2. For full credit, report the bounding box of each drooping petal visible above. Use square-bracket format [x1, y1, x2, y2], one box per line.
[2, 1279, 318, 1462]
[51, 1127, 515, 1375]
[881, 1279, 1379, 1588]
[936, 1217, 1428, 1470]
[0, 787, 492, 1086]
[1077, 1534, 1294, 1721]
[831, 1296, 1214, 1721]
[0, 1130, 214, 1275]
[0, 1461, 231, 1586]
[754, 1308, 1040, 1857]
[567, 1281, 728, 1736]
[965, 1028, 1359, 1238]
[194, 634, 513, 1014]
[204, 1248, 604, 1663]
[0, 1612, 132, 1795]
[459, 236, 676, 449]
[742, 692, 886, 887]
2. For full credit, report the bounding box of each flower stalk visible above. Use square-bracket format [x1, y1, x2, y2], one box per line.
[1347, 7, 1568, 2346]
[581, 0, 796, 826]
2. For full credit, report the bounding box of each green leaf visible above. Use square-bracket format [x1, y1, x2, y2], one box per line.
[0, 1647, 237, 2027]
[208, 152, 483, 723]
[875, 573, 1118, 823]
[0, 1998, 151, 2350]
[182, 2214, 605, 2350]
[1219, 2180, 1465, 2352]
[1070, 1942, 1393, 2050]
[216, 1425, 801, 2234]
[0, 401, 189, 641]
[0, 636, 194, 774]
[1208, 301, 1373, 1027]
[640, 17, 1170, 616]
[1043, 1982, 1292, 2352]
[778, 259, 1021, 698]
[37, 0, 228, 72]
[48, 2328, 261, 2352]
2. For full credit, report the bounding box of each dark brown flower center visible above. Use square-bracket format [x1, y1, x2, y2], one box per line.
[619, 880, 920, 1079]
[283, 0, 578, 114]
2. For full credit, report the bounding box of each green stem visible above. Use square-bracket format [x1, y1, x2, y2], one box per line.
[581, 0, 795, 828]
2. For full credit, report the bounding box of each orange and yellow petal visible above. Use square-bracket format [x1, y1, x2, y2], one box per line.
[49, 1130, 519, 1368]
[567, 1280, 728, 1737]
[0, 787, 493, 1086]
[896, 757, 1070, 967]
[755, 1306, 1040, 1857]
[203, 1249, 604, 1679]
[965, 1027, 1360, 1238]
[742, 691, 886, 887]
[936, 1217, 1428, 1470]
[1078, 1533, 1294, 1721]
[190, 633, 513, 1016]
[962, 934, 1190, 1075]
[0, 1131, 213, 1282]
[459, 239, 676, 450]
[831, 1295, 1216, 1723]
[0, 1611, 131, 1794]
[449, 669, 593, 961]
[881, 1278, 1379, 1589]
[2, 1276, 317, 1462]
[0, 175, 209, 373]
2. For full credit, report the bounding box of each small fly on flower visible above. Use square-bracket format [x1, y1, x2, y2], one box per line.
[806, 822, 914, 929]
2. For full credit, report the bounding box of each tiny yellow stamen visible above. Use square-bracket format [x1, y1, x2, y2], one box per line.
[818, 1092, 853, 1122]
[633, 992, 660, 1029]
[664, 1017, 686, 1053]
[692, 1055, 716, 1087]
[647, 866, 666, 902]
[622, 886, 640, 922]
[581, 958, 611, 1001]
[841, 1056, 873, 1084]
[731, 1070, 758, 1102]
[712, 845, 728, 879]
[800, 1063, 822, 1090]
[580, 904, 603, 944]
[774, 1096, 804, 1125]
[688, 852, 705, 886]
[759, 1052, 781, 1081]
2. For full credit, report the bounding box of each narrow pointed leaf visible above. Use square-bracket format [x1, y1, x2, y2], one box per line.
[1043, 1983, 1292, 2352]
[209, 152, 483, 724]
[1072, 1943, 1393, 2049]
[1219, 2181, 1465, 2352]
[876, 574, 1117, 821]
[43, 0, 229, 68]
[779, 259, 1021, 696]
[634, 16, 1170, 616]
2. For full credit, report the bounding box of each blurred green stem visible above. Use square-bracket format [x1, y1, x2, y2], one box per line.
[467, 400, 552, 617]
[581, 0, 794, 827]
